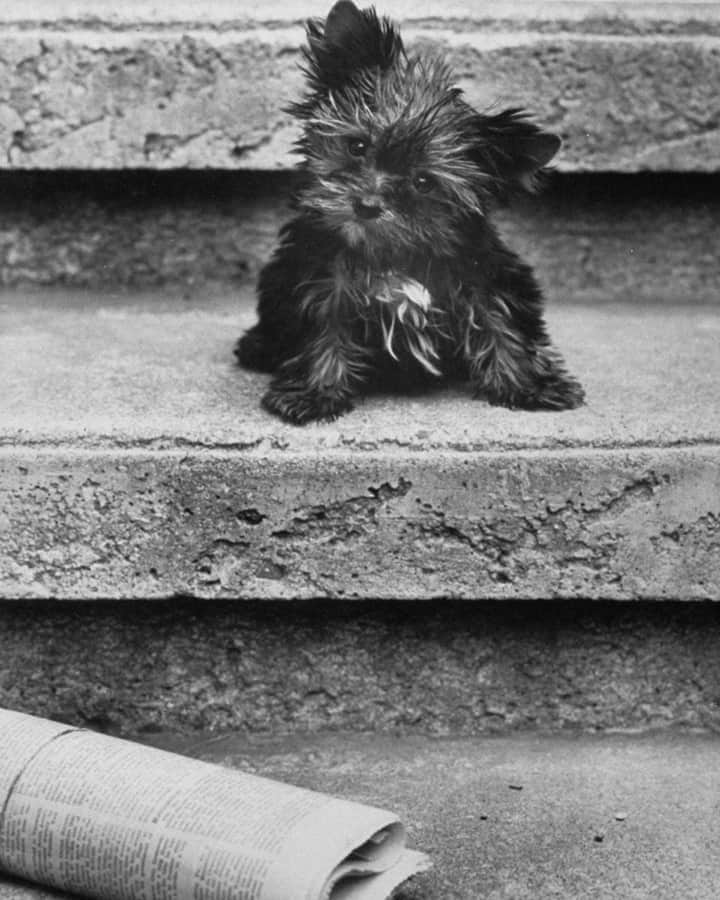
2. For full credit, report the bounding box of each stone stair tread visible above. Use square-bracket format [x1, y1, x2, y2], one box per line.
[0, 730, 718, 900]
[2, 289, 719, 453]
[6, 1, 719, 26]
[3, 288, 718, 600]
[0, 3, 718, 171]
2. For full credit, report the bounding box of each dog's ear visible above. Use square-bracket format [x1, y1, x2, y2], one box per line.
[303, 1, 403, 92]
[323, 1, 370, 49]
[471, 109, 561, 191]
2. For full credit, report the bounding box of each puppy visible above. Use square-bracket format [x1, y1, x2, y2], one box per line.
[236, 0, 584, 424]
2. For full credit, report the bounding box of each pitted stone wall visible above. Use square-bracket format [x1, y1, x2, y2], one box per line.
[0, 2, 719, 171]
[3, 601, 720, 735]
[0, 172, 718, 301]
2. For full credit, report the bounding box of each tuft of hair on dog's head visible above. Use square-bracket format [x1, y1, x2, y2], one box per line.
[290, 1, 561, 256]
[295, 0, 403, 106]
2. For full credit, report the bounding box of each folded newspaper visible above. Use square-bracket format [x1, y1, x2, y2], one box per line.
[0, 709, 430, 900]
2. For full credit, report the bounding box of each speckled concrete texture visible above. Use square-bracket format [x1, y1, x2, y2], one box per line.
[3, 291, 720, 453]
[1, 290, 719, 599]
[2, 730, 720, 899]
[2, 602, 720, 734]
[0, 173, 718, 304]
[0, 2, 718, 171]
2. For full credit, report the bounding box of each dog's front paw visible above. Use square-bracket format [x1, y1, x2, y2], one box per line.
[483, 374, 585, 411]
[511, 375, 585, 411]
[262, 385, 355, 425]
[529, 374, 585, 410]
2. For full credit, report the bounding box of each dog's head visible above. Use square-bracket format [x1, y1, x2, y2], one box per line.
[290, 1, 560, 259]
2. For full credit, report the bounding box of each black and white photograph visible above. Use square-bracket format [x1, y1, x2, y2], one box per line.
[1, 1, 719, 897]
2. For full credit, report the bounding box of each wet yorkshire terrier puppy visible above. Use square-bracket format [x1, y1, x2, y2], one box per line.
[236, 0, 584, 424]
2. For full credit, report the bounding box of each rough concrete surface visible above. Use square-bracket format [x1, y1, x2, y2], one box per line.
[3, 291, 720, 453]
[0, 172, 290, 289]
[1, 290, 719, 599]
[1, 172, 719, 305]
[1, 731, 720, 899]
[7, 1, 720, 32]
[0, 2, 719, 170]
[3, 602, 720, 734]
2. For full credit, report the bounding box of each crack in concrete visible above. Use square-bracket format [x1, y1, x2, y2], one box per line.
[2, 438, 720, 453]
[397, 470, 681, 588]
[519, 470, 677, 577]
[270, 478, 413, 543]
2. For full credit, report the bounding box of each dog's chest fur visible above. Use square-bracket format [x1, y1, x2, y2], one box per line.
[333, 256, 445, 375]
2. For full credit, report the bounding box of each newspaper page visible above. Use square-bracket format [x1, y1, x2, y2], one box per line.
[0, 709, 429, 900]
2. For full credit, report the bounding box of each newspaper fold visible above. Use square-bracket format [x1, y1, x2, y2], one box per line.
[0, 709, 429, 900]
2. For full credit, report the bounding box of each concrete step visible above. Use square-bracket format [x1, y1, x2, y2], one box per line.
[1, 288, 719, 601]
[1, 730, 719, 899]
[1, 172, 719, 305]
[0, 2, 719, 171]
[3, 601, 720, 735]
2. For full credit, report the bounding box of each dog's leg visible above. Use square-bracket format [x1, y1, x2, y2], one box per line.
[457, 280, 584, 411]
[262, 321, 370, 424]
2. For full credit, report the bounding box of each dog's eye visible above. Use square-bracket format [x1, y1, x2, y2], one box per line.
[413, 173, 435, 194]
[347, 137, 369, 157]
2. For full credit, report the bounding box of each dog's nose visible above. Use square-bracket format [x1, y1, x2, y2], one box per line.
[353, 200, 383, 220]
